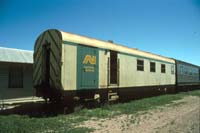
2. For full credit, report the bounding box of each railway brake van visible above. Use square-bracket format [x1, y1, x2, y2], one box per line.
[33, 29, 176, 105]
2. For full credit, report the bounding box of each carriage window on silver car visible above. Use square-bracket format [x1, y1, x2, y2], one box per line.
[171, 65, 175, 74]
[150, 62, 156, 72]
[161, 64, 166, 73]
[137, 59, 144, 71]
[199, 69, 200, 80]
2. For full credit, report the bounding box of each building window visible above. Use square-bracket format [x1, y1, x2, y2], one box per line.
[137, 59, 144, 71]
[9, 65, 23, 88]
[161, 64, 166, 73]
[150, 62, 156, 72]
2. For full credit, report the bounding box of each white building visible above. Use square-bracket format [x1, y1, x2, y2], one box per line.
[0, 47, 39, 105]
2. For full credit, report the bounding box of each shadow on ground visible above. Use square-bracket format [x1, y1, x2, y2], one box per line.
[0, 102, 69, 117]
[0, 91, 179, 118]
[0, 100, 104, 117]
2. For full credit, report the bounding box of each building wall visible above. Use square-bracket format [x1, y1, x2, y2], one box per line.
[0, 63, 9, 89]
[0, 62, 34, 99]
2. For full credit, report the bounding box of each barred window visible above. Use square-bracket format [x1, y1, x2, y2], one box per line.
[161, 64, 166, 73]
[150, 62, 156, 72]
[9, 65, 23, 88]
[137, 59, 144, 71]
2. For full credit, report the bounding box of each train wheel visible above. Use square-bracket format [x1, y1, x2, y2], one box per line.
[62, 97, 75, 114]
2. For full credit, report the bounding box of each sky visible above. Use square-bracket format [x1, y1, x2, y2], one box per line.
[0, 0, 200, 65]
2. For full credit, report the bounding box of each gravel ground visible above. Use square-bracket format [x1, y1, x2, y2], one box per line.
[77, 96, 200, 133]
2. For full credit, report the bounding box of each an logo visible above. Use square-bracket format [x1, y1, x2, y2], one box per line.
[83, 54, 96, 65]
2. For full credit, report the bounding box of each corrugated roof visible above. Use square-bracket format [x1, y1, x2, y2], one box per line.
[0, 47, 33, 64]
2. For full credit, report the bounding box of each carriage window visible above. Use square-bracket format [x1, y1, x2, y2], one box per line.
[199, 69, 200, 80]
[137, 59, 144, 71]
[161, 64, 166, 73]
[171, 65, 175, 74]
[9, 65, 23, 88]
[150, 62, 156, 72]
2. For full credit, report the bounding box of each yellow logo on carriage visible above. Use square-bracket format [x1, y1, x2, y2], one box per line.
[83, 54, 96, 65]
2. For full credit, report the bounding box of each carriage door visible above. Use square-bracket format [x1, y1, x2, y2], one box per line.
[42, 43, 50, 86]
[77, 45, 99, 90]
[109, 51, 119, 85]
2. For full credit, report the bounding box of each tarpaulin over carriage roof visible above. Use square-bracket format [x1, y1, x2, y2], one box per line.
[0, 47, 33, 64]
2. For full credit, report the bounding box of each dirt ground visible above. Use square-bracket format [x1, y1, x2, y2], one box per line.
[77, 96, 200, 133]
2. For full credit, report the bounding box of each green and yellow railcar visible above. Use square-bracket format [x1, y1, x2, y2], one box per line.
[33, 29, 176, 103]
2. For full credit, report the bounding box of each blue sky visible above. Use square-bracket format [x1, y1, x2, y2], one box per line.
[1, 0, 200, 65]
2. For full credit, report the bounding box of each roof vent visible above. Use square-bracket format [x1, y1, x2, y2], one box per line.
[108, 40, 114, 43]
